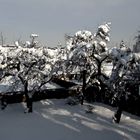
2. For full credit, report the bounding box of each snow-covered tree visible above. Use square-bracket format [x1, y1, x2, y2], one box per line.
[0, 38, 59, 111]
[64, 23, 111, 84]
[133, 31, 140, 53]
[0, 23, 140, 115]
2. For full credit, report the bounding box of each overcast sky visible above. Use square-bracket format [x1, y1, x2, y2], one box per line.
[0, 0, 140, 47]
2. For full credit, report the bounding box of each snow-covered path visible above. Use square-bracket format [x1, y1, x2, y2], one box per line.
[0, 99, 140, 140]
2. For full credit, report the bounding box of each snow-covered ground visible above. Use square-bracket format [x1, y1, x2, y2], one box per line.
[0, 99, 140, 140]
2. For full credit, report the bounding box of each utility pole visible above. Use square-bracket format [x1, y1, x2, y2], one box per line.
[0, 32, 4, 46]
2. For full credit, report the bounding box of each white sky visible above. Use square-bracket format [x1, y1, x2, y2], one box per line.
[0, 0, 140, 47]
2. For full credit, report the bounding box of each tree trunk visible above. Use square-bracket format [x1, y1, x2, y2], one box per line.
[24, 81, 33, 113]
[82, 70, 86, 97]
